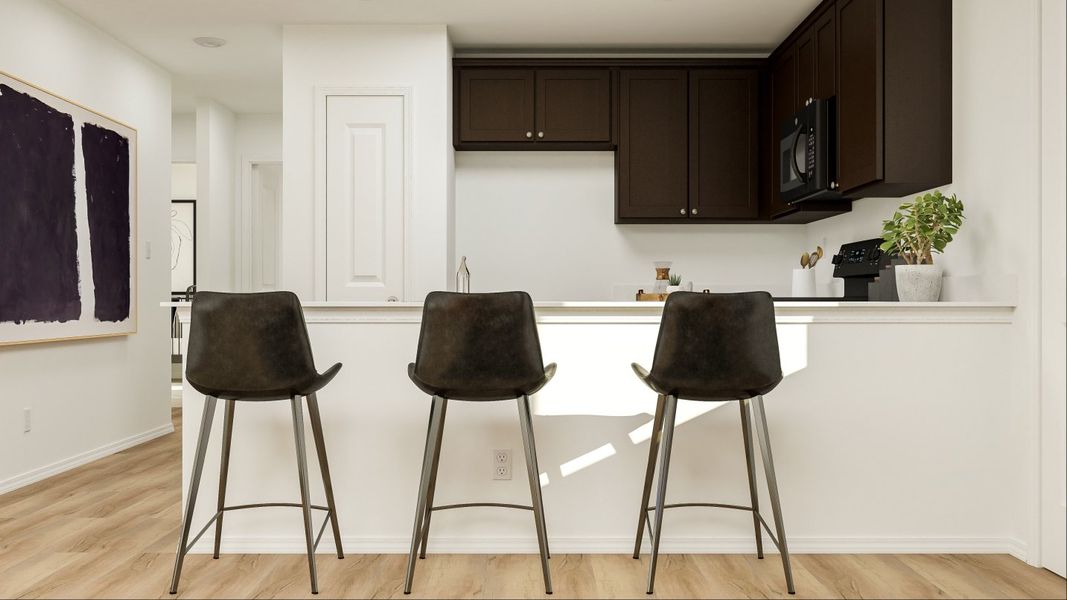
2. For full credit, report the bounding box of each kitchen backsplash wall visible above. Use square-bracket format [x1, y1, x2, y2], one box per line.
[455, 151, 807, 300]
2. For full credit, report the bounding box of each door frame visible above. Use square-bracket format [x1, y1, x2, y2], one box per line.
[237, 158, 282, 292]
[313, 86, 415, 301]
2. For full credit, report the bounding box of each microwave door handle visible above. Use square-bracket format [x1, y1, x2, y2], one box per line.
[790, 128, 809, 183]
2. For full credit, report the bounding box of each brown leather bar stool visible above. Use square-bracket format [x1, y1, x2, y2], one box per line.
[631, 291, 795, 595]
[170, 291, 344, 595]
[403, 291, 556, 594]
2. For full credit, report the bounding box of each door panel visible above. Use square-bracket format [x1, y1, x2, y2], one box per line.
[690, 70, 759, 219]
[459, 69, 535, 142]
[325, 95, 406, 301]
[814, 8, 837, 101]
[837, 0, 884, 192]
[617, 69, 688, 220]
[536, 69, 611, 142]
[250, 163, 281, 291]
[796, 33, 815, 111]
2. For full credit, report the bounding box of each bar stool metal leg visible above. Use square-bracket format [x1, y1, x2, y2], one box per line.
[405, 396, 445, 594]
[519, 394, 551, 560]
[290, 396, 319, 594]
[212, 399, 236, 559]
[750, 395, 795, 594]
[518, 394, 553, 595]
[633, 394, 666, 559]
[739, 399, 764, 559]
[418, 398, 448, 559]
[307, 393, 345, 559]
[646, 394, 678, 595]
[169, 396, 218, 594]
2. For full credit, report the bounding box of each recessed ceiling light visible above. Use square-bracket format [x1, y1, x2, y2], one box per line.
[193, 37, 227, 48]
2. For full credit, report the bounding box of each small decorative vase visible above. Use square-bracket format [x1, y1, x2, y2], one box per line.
[895, 264, 943, 302]
[791, 268, 816, 297]
[665, 285, 682, 294]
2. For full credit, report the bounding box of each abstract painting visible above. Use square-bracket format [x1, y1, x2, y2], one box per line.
[0, 71, 137, 346]
[170, 200, 196, 295]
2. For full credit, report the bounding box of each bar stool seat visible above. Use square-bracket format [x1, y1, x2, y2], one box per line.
[407, 362, 556, 400]
[630, 362, 778, 401]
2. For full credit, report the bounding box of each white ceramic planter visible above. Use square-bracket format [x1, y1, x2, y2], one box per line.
[895, 264, 943, 301]
[665, 285, 682, 294]
[791, 268, 816, 297]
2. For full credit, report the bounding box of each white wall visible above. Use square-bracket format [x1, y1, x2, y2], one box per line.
[195, 99, 236, 290]
[0, 0, 172, 491]
[802, 0, 1050, 564]
[281, 24, 454, 301]
[456, 152, 808, 300]
[172, 112, 196, 163]
[234, 114, 282, 291]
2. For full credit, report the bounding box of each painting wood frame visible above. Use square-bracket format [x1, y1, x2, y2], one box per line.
[0, 70, 138, 346]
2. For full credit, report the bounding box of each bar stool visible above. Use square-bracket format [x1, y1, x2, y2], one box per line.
[170, 291, 344, 595]
[404, 291, 556, 595]
[631, 291, 795, 595]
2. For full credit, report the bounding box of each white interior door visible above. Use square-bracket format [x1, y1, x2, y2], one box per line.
[250, 162, 282, 291]
[1040, 0, 1066, 578]
[325, 94, 407, 301]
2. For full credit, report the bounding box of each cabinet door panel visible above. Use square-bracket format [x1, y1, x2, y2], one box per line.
[536, 69, 611, 142]
[814, 8, 837, 101]
[690, 70, 759, 219]
[837, 0, 884, 191]
[458, 69, 534, 142]
[769, 47, 797, 215]
[796, 33, 815, 110]
[617, 70, 688, 220]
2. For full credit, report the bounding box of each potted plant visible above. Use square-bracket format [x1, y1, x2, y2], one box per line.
[880, 190, 964, 302]
[666, 273, 683, 294]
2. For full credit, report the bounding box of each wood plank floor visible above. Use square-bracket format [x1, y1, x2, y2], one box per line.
[0, 408, 1063, 599]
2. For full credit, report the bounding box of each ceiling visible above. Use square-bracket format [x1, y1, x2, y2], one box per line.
[56, 0, 820, 114]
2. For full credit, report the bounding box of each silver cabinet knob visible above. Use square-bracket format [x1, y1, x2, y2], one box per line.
[830, 181, 839, 190]
[691, 208, 699, 215]
[537, 131, 544, 138]
[525, 131, 533, 139]
[679, 208, 687, 215]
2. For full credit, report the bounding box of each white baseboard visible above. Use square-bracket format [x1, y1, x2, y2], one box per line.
[197, 535, 1028, 561]
[0, 422, 175, 495]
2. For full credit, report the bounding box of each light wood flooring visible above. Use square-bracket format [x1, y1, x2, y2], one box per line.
[0, 408, 1063, 599]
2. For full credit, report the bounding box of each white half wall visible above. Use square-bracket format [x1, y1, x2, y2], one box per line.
[0, 0, 172, 491]
[172, 112, 195, 163]
[455, 152, 808, 300]
[281, 24, 454, 301]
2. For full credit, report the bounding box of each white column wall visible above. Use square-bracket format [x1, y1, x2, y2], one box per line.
[281, 25, 454, 301]
[196, 99, 237, 291]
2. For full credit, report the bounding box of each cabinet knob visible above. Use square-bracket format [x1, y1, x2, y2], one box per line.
[691, 208, 698, 215]
[537, 131, 544, 138]
[679, 208, 687, 215]
[525, 131, 533, 139]
[830, 181, 839, 190]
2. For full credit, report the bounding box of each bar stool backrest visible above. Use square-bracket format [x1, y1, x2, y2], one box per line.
[650, 291, 783, 400]
[413, 291, 545, 398]
[186, 291, 319, 398]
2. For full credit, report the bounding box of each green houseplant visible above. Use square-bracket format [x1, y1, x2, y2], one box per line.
[666, 273, 683, 294]
[880, 190, 964, 301]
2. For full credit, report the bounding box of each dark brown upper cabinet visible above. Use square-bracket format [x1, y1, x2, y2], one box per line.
[689, 69, 759, 219]
[767, 46, 797, 217]
[458, 69, 535, 142]
[455, 66, 612, 148]
[835, 0, 952, 198]
[617, 69, 689, 221]
[535, 69, 611, 142]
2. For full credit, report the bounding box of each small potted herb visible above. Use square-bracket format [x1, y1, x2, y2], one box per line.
[880, 190, 964, 301]
[666, 273, 683, 294]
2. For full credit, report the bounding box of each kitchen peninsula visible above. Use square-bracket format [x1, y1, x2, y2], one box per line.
[170, 299, 1021, 556]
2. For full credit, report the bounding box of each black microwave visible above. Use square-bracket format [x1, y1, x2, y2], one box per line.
[779, 98, 841, 204]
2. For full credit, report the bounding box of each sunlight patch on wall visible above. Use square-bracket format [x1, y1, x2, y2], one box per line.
[559, 443, 616, 477]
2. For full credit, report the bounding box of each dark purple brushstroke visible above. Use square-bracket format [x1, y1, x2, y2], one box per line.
[0, 83, 81, 324]
[81, 122, 131, 322]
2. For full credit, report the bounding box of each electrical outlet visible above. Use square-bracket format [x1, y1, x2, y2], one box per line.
[492, 449, 512, 480]
[23, 408, 31, 433]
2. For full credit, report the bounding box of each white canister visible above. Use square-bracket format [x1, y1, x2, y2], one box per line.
[791, 268, 816, 297]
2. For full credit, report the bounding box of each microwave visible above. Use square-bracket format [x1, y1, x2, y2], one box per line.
[779, 97, 841, 204]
